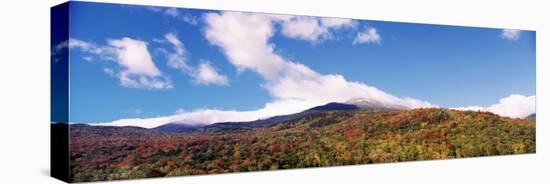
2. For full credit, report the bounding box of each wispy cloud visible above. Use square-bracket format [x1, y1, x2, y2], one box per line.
[125, 108, 143, 116]
[103, 68, 115, 76]
[146, 7, 199, 25]
[501, 29, 521, 41]
[163, 32, 191, 72]
[353, 27, 381, 45]
[164, 8, 179, 17]
[53, 38, 114, 62]
[160, 32, 229, 86]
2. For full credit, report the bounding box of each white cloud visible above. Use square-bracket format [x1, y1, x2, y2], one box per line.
[98, 99, 315, 128]
[353, 27, 381, 44]
[181, 14, 199, 25]
[452, 94, 535, 118]
[164, 32, 191, 72]
[146, 7, 179, 18]
[164, 8, 179, 17]
[487, 95, 535, 118]
[103, 68, 115, 76]
[193, 60, 229, 85]
[147, 7, 199, 25]
[82, 56, 93, 62]
[67, 38, 97, 51]
[108, 38, 161, 76]
[145, 7, 162, 13]
[161, 33, 229, 86]
[116, 71, 173, 89]
[65, 38, 173, 90]
[52, 41, 68, 55]
[54, 38, 112, 59]
[501, 29, 521, 41]
[204, 12, 285, 81]
[320, 17, 357, 28]
[275, 16, 357, 42]
[107, 38, 173, 89]
[100, 115, 176, 128]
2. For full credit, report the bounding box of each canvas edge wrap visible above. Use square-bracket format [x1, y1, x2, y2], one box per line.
[51, 2, 71, 183]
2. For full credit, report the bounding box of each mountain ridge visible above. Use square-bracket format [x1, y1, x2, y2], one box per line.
[153, 99, 391, 133]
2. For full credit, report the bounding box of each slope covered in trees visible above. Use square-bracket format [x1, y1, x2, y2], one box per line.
[67, 108, 535, 182]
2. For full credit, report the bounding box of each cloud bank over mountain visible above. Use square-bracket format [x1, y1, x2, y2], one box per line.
[452, 94, 535, 118]
[203, 12, 434, 109]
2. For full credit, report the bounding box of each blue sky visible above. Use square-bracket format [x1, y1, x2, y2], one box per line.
[53, 2, 535, 127]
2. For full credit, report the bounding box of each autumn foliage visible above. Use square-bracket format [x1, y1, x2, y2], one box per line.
[66, 108, 535, 182]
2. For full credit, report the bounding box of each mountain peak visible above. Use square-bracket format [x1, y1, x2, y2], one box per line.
[152, 123, 204, 133]
[345, 97, 403, 110]
[306, 102, 359, 112]
[345, 97, 374, 104]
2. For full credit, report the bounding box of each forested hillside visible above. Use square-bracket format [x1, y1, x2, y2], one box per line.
[67, 108, 535, 182]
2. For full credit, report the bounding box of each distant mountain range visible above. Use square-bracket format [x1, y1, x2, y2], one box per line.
[526, 113, 536, 121]
[74, 98, 536, 134]
[151, 98, 398, 134]
[152, 123, 204, 133]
